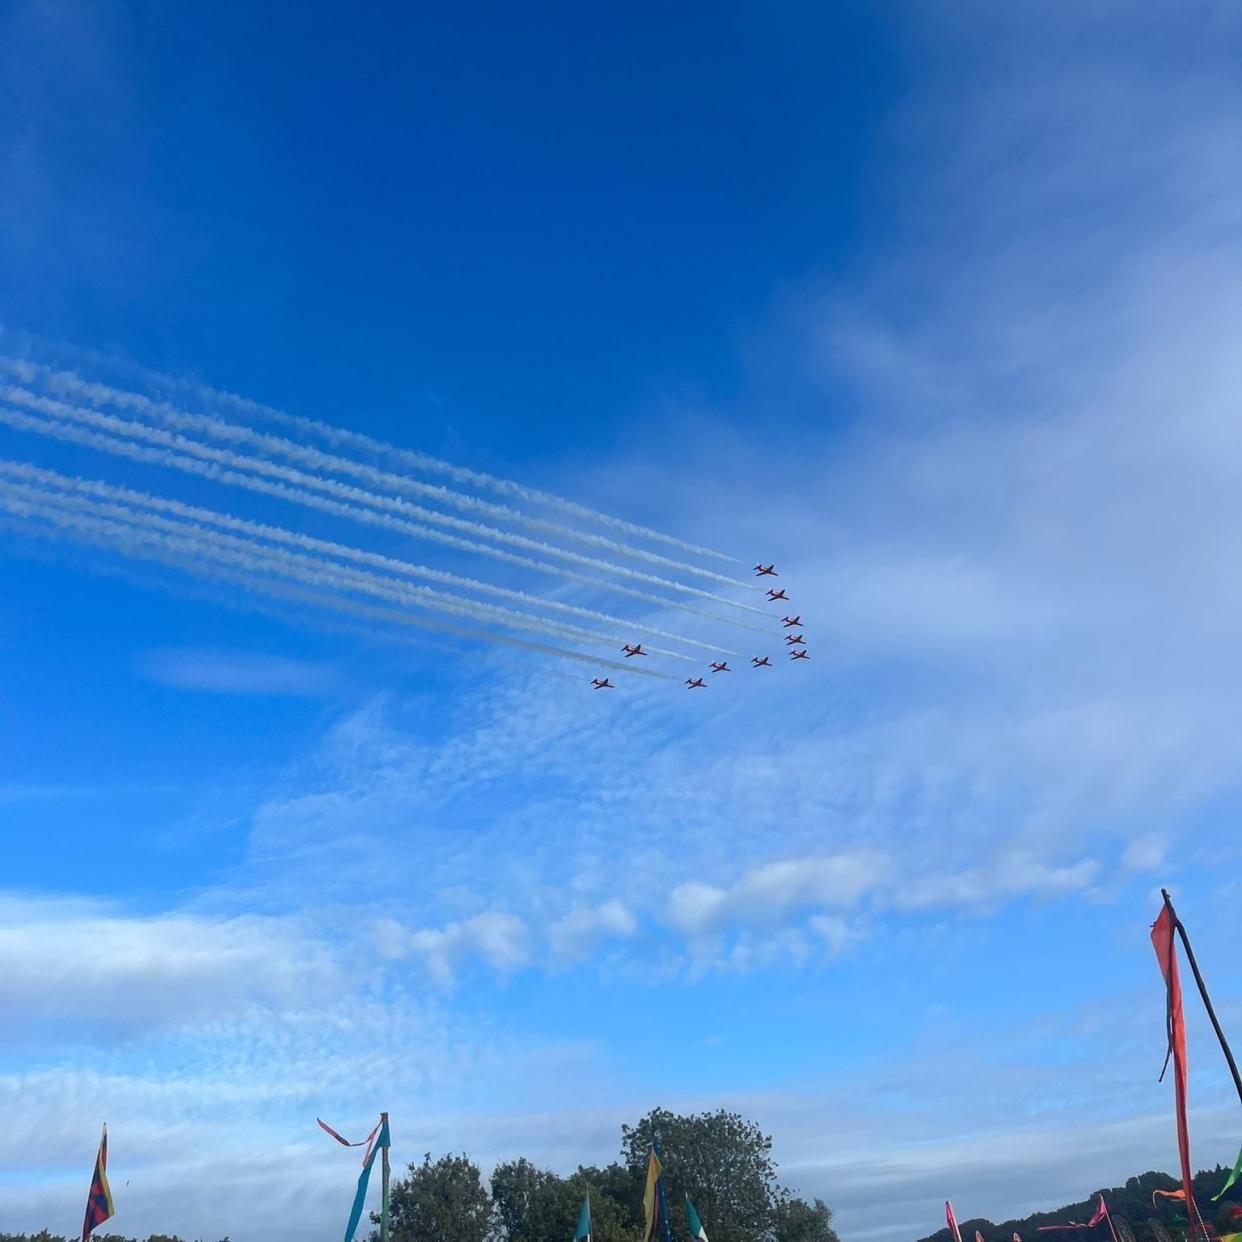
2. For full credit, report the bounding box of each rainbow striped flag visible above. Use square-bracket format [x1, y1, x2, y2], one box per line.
[642, 1146, 663, 1242]
[82, 1125, 114, 1242]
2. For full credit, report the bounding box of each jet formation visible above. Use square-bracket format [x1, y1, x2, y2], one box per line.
[594, 562, 811, 689]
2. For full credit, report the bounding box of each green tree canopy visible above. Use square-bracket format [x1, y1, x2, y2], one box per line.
[490, 1158, 632, 1242]
[385, 1152, 499, 1242]
[772, 1195, 840, 1242]
[620, 1108, 780, 1242]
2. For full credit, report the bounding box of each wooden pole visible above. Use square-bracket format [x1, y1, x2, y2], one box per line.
[1101, 1198, 1120, 1242]
[380, 1112, 390, 1242]
[1161, 890, 1242, 1107]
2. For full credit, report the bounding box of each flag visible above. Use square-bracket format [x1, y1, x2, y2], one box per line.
[1152, 905, 1200, 1236]
[686, 1197, 709, 1242]
[1152, 1190, 1186, 1208]
[575, 1196, 591, 1242]
[1014, 1234, 1023, 1242]
[341, 1114, 389, 1242]
[977, 1232, 987, 1242]
[1035, 1201, 1109, 1234]
[1214, 1142, 1242, 1201]
[947, 1202, 964, 1242]
[82, 1124, 114, 1242]
[643, 1147, 663, 1242]
[319, 1117, 382, 1165]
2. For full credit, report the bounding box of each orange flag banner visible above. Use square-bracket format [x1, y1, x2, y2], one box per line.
[1151, 905, 1200, 1237]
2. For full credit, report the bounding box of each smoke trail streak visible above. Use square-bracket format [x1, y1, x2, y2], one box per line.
[12, 367, 752, 588]
[0, 480, 700, 660]
[1, 385, 770, 615]
[0, 460, 740, 658]
[0, 403, 776, 634]
[0, 353, 740, 565]
[0, 501, 672, 680]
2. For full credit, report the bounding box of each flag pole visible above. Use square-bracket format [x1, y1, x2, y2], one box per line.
[380, 1112, 390, 1242]
[1161, 890, 1242, 1107]
[1101, 1196, 1120, 1242]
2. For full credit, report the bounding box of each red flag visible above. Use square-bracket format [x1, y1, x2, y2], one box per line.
[947, 1202, 964, 1242]
[1088, 1198, 1107, 1228]
[1152, 905, 1200, 1236]
[317, 1116, 381, 1167]
[1014, 1235, 1023, 1242]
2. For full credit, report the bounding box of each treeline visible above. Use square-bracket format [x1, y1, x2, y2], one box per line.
[385, 1109, 839, 1242]
[1, 1109, 837, 1242]
[0, 1236, 227, 1242]
[916, 1165, 1242, 1242]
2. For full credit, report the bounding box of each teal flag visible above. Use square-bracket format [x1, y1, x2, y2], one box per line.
[343, 1116, 390, 1242]
[575, 1196, 591, 1242]
[1214, 1141, 1242, 1201]
[685, 1197, 708, 1242]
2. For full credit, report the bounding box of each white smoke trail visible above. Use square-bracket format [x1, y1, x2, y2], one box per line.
[13, 365, 752, 588]
[1, 385, 770, 615]
[0, 499, 672, 680]
[0, 402, 777, 634]
[0, 460, 740, 658]
[0, 480, 702, 659]
[0, 352, 740, 565]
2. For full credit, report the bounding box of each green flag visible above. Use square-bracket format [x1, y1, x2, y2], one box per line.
[575, 1196, 591, 1242]
[1214, 1142, 1242, 1201]
[685, 1196, 708, 1242]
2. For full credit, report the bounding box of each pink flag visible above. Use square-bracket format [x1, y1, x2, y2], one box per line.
[1088, 1198, 1107, 1228]
[947, 1202, 964, 1242]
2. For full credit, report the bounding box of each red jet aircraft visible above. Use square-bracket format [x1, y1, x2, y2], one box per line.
[785, 634, 806, 645]
[751, 656, 773, 668]
[621, 643, 646, 657]
[685, 677, 707, 689]
[591, 678, 614, 689]
[709, 661, 731, 673]
[789, 650, 810, 661]
[766, 588, 788, 601]
[781, 615, 801, 628]
[754, 564, 778, 577]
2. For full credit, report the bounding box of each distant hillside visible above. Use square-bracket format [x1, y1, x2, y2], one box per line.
[917, 1166, 1242, 1242]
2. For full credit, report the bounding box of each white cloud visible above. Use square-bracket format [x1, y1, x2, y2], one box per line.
[0, 895, 341, 1039]
[668, 853, 882, 937]
[548, 899, 637, 961]
[386, 911, 533, 984]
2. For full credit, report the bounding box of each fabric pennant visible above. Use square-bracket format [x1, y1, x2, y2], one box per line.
[686, 1197, 708, 1242]
[319, 1117, 382, 1167]
[946, 1202, 964, 1242]
[82, 1124, 115, 1242]
[342, 1115, 390, 1242]
[1213, 1142, 1242, 1201]
[1152, 905, 1199, 1234]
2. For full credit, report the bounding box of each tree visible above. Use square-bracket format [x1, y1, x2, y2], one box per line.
[772, 1196, 840, 1242]
[620, 1109, 780, 1242]
[492, 1158, 578, 1242]
[385, 1152, 499, 1242]
[565, 1170, 635, 1242]
[575, 1163, 644, 1234]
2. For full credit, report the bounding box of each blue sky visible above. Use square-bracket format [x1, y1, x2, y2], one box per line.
[2, 3, 1242, 1242]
